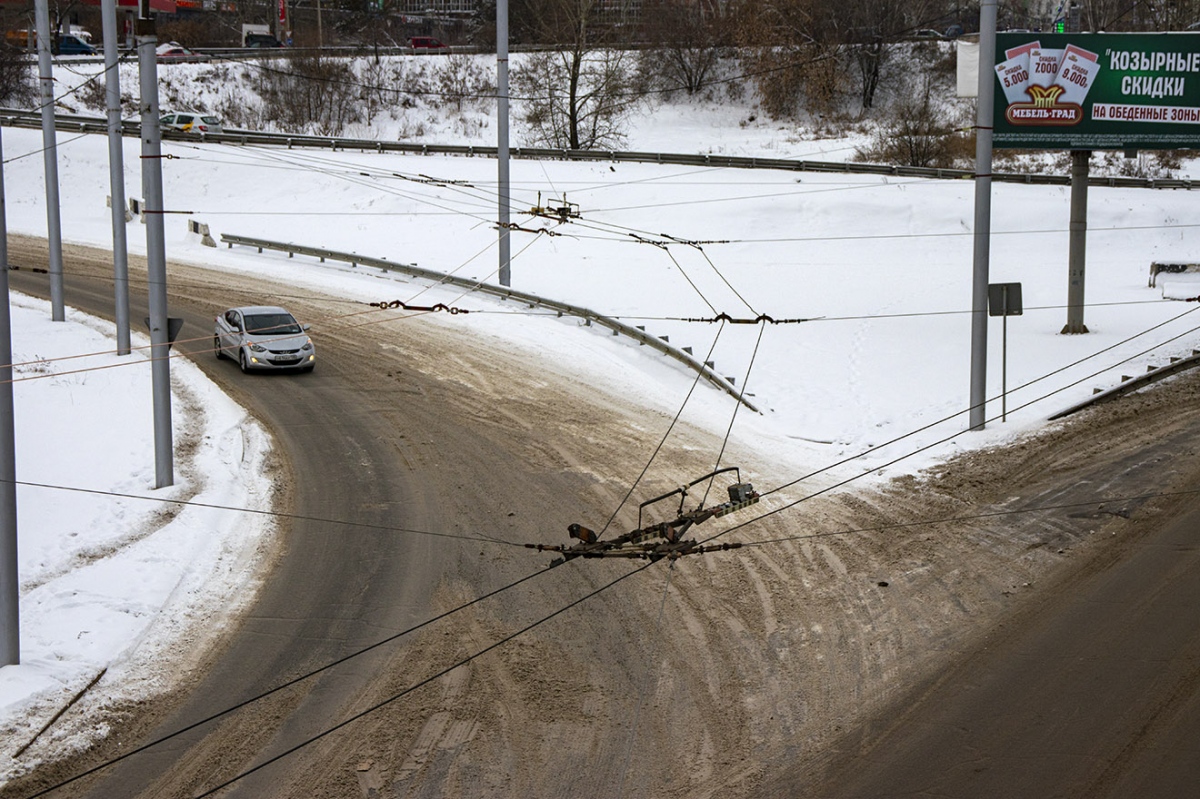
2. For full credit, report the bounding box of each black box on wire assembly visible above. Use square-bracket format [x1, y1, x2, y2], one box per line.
[728, 483, 755, 503]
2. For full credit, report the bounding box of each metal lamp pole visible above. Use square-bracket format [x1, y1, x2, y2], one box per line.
[497, 0, 511, 287]
[33, 0, 65, 321]
[0, 129, 19, 666]
[102, 0, 132, 355]
[137, 4, 174, 488]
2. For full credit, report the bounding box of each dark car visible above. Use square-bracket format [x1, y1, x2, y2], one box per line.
[54, 34, 95, 55]
[245, 33, 283, 47]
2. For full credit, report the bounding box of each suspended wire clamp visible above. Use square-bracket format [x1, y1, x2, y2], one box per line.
[370, 299, 470, 315]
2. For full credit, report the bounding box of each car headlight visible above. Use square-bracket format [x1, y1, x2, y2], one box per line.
[301, 340, 313, 351]
[249, 343, 267, 352]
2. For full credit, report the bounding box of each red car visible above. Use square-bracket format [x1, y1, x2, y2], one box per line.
[409, 36, 448, 50]
[155, 41, 210, 62]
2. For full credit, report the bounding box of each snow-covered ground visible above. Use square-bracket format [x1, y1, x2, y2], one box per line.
[0, 292, 275, 768]
[1, 55, 1199, 778]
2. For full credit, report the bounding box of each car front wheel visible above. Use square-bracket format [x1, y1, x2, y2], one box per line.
[214, 334, 225, 359]
[239, 349, 250, 373]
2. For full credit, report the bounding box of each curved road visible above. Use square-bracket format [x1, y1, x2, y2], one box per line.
[4, 235, 1200, 799]
[2, 236, 699, 798]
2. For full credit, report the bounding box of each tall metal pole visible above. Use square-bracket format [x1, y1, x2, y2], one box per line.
[34, 0, 65, 322]
[102, 0, 131, 356]
[0, 129, 20, 666]
[497, 0, 511, 287]
[969, 0, 998, 431]
[138, 8, 174, 489]
[1063, 150, 1090, 334]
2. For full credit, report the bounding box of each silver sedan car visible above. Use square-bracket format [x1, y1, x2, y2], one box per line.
[214, 306, 315, 373]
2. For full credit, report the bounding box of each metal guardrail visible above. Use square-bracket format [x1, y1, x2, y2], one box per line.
[6, 44, 472, 67]
[2, 109, 1195, 190]
[1048, 349, 1200, 420]
[219, 233, 759, 412]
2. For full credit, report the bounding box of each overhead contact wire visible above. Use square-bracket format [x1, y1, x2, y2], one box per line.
[597, 322, 726, 537]
[701, 317, 1200, 548]
[188, 561, 654, 799]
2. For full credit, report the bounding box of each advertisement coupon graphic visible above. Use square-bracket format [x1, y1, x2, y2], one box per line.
[994, 32, 1200, 149]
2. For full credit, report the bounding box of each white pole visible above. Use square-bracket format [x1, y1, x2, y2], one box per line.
[497, 0, 511, 287]
[137, 8, 174, 489]
[34, 0, 65, 321]
[0, 128, 20, 666]
[102, 0, 131, 356]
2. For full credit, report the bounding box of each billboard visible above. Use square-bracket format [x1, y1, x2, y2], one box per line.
[993, 33, 1200, 150]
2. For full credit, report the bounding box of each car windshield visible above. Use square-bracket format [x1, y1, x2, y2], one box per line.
[244, 313, 301, 335]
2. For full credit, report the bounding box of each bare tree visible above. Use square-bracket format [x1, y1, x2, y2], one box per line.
[515, 48, 639, 149]
[733, 0, 845, 118]
[511, 0, 641, 149]
[733, 0, 962, 114]
[638, 0, 725, 95]
[433, 53, 495, 112]
[0, 44, 35, 108]
[856, 74, 970, 167]
[1083, 0, 1200, 30]
[258, 55, 364, 136]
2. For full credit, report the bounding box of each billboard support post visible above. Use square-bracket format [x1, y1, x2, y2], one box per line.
[1064, 150, 1090, 334]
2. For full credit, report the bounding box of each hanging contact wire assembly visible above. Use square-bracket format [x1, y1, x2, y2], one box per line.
[527, 467, 758, 565]
[528, 191, 580, 222]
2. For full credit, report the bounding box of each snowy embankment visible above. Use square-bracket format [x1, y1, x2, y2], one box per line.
[0, 293, 275, 770]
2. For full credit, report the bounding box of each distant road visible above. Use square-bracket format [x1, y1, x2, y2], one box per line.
[2, 108, 1195, 190]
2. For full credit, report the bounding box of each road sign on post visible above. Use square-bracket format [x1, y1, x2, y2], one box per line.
[989, 282, 1023, 422]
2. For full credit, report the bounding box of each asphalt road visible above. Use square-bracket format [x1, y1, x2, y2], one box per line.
[6, 235, 1200, 799]
[799, 490, 1200, 798]
[4, 239, 457, 796]
[1, 237, 630, 798]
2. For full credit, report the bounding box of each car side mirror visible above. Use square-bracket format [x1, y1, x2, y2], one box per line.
[302, 323, 311, 331]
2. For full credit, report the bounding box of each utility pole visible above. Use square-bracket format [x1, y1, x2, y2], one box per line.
[969, 0, 998, 431]
[497, 0, 511, 287]
[102, 0, 131, 355]
[34, 0, 65, 321]
[0, 128, 20, 666]
[137, 1, 174, 488]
